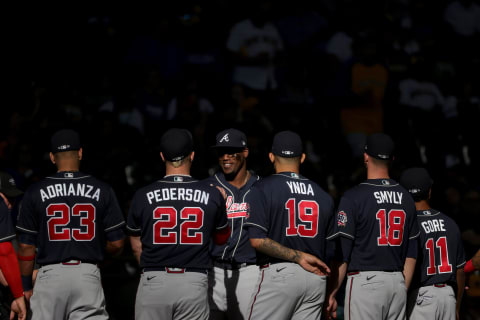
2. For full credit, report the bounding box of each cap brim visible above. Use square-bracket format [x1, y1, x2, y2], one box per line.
[3, 188, 23, 197]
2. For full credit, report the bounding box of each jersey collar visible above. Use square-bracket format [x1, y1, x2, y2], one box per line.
[215, 171, 259, 191]
[416, 208, 440, 217]
[161, 175, 196, 183]
[361, 178, 398, 186]
[48, 171, 89, 179]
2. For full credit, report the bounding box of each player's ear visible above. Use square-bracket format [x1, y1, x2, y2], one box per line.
[363, 153, 368, 165]
[49, 152, 56, 165]
[300, 153, 306, 164]
[190, 151, 195, 162]
[78, 148, 83, 161]
[268, 152, 275, 163]
[160, 152, 166, 162]
[243, 148, 249, 158]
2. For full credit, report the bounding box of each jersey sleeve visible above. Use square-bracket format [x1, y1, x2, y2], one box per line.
[454, 223, 466, 268]
[103, 187, 126, 233]
[126, 192, 142, 236]
[0, 203, 15, 243]
[244, 186, 269, 239]
[214, 191, 228, 230]
[16, 190, 39, 236]
[327, 196, 356, 240]
[407, 208, 420, 240]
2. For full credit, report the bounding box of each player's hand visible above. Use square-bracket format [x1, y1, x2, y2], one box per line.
[24, 289, 33, 302]
[324, 295, 337, 319]
[297, 251, 330, 276]
[0, 270, 8, 286]
[10, 296, 27, 320]
[212, 185, 227, 200]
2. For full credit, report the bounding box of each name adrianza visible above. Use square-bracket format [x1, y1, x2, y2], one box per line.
[146, 188, 209, 205]
[40, 183, 101, 202]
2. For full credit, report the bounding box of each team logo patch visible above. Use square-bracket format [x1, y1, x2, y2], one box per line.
[219, 133, 229, 143]
[382, 180, 390, 185]
[64, 173, 74, 178]
[290, 173, 299, 179]
[422, 210, 431, 215]
[337, 211, 348, 227]
[174, 176, 184, 182]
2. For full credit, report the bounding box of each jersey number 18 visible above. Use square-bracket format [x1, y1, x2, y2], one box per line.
[376, 209, 405, 246]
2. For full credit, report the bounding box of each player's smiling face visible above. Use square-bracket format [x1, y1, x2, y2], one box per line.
[217, 148, 247, 177]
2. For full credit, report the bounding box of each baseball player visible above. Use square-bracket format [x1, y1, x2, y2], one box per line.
[400, 167, 466, 320]
[16, 129, 126, 320]
[127, 128, 231, 320]
[325, 133, 420, 320]
[245, 130, 333, 320]
[205, 128, 260, 320]
[0, 172, 26, 320]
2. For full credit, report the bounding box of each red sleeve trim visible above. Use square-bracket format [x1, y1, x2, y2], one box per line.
[214, 225, 231, 245]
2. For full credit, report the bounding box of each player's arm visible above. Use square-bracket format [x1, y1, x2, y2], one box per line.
[129, 236, 142, 265]
[403, 257, 416, 289]
[0, 241, 27, 320]
[249, 238, 330, 276]
[456, 267, 465, 320]
[465, 249, 480, 273]
[105, 228, 126, 257]
[17, 242, 36, 301]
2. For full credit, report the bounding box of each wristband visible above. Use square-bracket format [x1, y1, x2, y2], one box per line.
[464, 260, 475, 273]
[21, 275, 33, 291]
[17, 254, 35, 261]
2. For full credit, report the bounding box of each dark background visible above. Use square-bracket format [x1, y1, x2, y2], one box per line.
[3, 1, 480, 318]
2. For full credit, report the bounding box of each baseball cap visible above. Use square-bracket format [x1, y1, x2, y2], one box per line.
[160, 128, 194, 161]
[0, 172, 23, 197]
[51, 129, 81, 154]
[364, 133, 395, 160]
[400, 167, 433, 199]
[212, 128, 247, 149]
[271, 131, 303, 158]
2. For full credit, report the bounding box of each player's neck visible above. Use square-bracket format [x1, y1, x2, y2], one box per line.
[56, 165, 80, 172]
[165, 167, 190, 176]
[227, 169, 250, 189]
[367, 167, 389, 180]
[275, 164, 300, 174]
[415, 200, 430, 211]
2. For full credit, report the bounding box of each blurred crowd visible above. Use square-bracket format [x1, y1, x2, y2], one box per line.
[3, 0, 480, 318]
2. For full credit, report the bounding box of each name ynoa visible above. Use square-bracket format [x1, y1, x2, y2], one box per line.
[286, 181, 315, 196]
[40, 183, 101, 202]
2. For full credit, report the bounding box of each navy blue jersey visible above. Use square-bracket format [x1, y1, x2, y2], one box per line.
[0, 201, 15, 243]
[328, 179, 420, 271]
[204, 172, 259, 264]
[127, 175, 229, 269]
[16, 171, 126, 265]
[245, 172, 335, 265]
[412, 209, 465, 288]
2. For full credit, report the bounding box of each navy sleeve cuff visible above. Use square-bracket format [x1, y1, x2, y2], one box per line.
[106, 228, 126, 242]
[18, 233, 37, 245]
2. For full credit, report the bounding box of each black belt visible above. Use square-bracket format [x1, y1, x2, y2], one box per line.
[143, 267, 207, 274]
[214, 260, 256, 270]
[40, 259, 98, 267]
[347, 270, 398, 276]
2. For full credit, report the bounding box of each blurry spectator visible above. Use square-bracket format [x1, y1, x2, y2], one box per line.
[226, 0, 284, 111]
[444, 0, 480, 38]
[340, 35, 389, 158]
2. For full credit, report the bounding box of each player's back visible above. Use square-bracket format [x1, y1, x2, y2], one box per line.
[249, 172, 334, 263]
[339, 178, 418, 271]
[414, 209, 465, 288]
[127, 175, 227, 269]
[17, 171, 124, 265]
